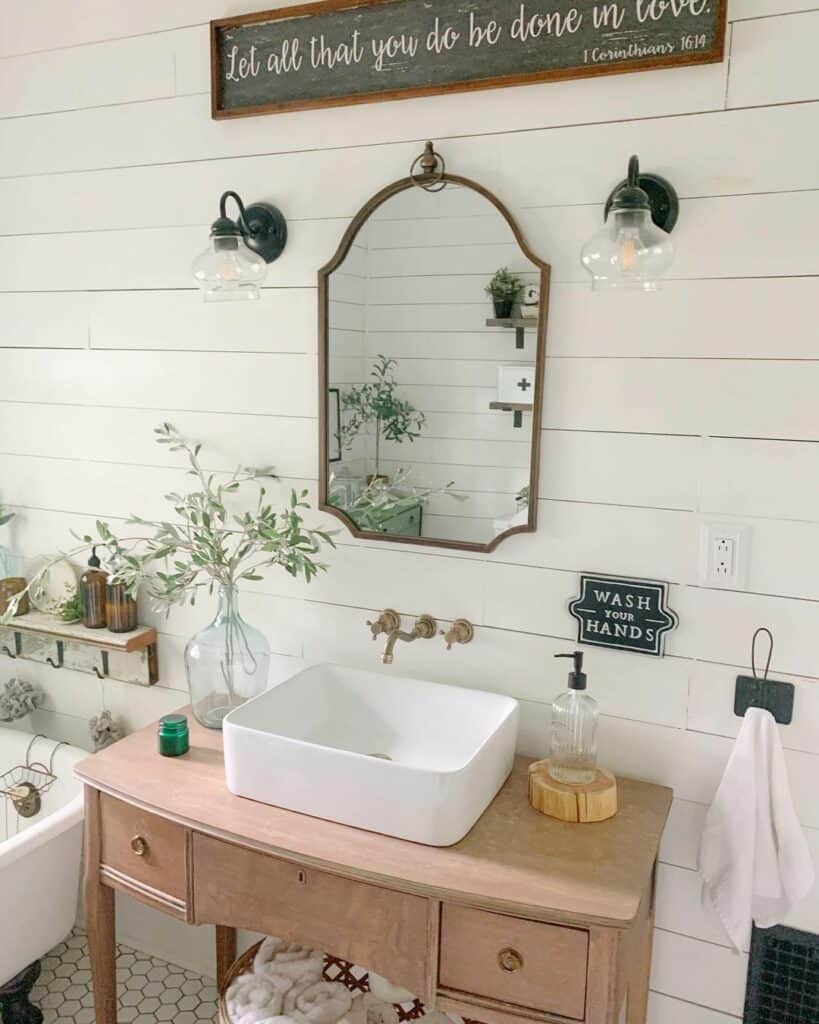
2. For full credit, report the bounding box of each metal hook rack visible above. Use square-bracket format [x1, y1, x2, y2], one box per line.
[734, 627, 794, 725]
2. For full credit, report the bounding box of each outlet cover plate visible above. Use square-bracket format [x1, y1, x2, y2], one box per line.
[699, 522, 750, 588]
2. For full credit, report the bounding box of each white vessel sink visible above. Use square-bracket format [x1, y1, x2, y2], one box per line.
[223, 663, 519, 846]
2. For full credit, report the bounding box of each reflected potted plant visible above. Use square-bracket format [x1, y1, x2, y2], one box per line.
[485, 267, 524, 319]
[1, 424, 334, 730]
[339, 355, 424, 483]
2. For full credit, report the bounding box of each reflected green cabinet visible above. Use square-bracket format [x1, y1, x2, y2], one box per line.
[350, 503, 423, 537]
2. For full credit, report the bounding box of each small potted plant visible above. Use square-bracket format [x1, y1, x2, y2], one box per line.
[485, 267, 524, 319]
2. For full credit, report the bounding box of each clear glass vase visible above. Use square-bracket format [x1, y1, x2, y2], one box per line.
[184, 585, 270, 729]
[0, 544, 11, 580]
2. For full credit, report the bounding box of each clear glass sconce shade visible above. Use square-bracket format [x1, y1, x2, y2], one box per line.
[192, 232, 266, 302]
[580, 207, 674, 292]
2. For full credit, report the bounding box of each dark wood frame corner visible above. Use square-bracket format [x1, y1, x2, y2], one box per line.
[318, 172, 550, 554]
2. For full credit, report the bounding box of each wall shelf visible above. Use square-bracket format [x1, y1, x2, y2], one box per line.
[485, 316, 538, 349]
[0, 611, 158, 685]
[489, 401, 533, 428]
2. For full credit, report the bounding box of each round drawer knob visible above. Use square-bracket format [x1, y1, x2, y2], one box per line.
[498, 947, 524, 973]
[130, 835, 148, 857]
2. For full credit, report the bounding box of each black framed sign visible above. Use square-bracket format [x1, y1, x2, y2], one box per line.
[569, 573, 678, 656]
[211, 0, 727, 118]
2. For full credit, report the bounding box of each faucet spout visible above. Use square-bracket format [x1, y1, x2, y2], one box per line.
[380, 614, 437, 664]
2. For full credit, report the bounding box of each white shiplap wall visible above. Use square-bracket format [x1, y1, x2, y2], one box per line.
[0, 3, 818, 1020]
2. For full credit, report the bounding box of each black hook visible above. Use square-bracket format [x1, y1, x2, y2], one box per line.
[92, 651, 110, 680]
[2, 645, 17, 659]
[45, 640, 64, 670]
[751, 626, 773, 682]
[734, 627, 794, 725]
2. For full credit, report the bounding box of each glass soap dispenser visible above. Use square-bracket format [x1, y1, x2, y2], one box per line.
[549, 651, 599, 786]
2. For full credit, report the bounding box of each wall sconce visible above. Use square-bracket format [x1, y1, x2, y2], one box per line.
[580, 155, 678, 292]
[192, 190, 287, 302]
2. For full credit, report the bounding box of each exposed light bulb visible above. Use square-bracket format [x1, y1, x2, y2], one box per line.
[192, 233, 266, 302]
[580, 155, 677, 292]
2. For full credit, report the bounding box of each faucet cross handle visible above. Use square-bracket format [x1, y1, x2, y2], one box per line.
[441, 618, 475, 650]
[366, 608, 401, 640]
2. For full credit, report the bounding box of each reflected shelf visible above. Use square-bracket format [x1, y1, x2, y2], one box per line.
[485, 316, 538, 350]
[488, 401, 533, 428]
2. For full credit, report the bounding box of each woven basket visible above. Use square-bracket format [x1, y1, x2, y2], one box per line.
[218, 941, 263, 1024]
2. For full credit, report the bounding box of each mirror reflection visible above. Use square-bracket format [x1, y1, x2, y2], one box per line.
[324, 181, 546, 549]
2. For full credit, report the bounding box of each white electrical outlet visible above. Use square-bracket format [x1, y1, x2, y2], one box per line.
[700, 523, 750, 588]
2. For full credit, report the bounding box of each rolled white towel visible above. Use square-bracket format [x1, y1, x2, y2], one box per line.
[227, 970, 293, 1024]
[366, 974, 415, 1006]
[284, 979, 353, 1024]
[255, 938, 325, 983]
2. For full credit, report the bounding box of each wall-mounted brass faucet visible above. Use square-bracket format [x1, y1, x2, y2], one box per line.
[441, 618, 474, 650]
[366, 609, 437, 664]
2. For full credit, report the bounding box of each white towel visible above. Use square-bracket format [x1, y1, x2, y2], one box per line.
[254, 938, 325, 983]
[698, 707, 815, 952]
[284, 979, 353, 1024]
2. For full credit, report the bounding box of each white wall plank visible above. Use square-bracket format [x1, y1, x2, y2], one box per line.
[651, 930, 748, 1017]
[0, 349, 313, 416]
[0, 30, 183, 118]
[729, 11, 819, 107]
[0, 293, 89, 348]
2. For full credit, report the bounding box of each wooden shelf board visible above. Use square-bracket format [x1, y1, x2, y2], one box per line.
[489, 402, 534, 412]
[5, 610, 156, 653]
[485, 317, 538, 328]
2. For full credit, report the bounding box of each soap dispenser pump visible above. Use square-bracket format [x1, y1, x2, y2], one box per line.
[548, 651, 599, 786]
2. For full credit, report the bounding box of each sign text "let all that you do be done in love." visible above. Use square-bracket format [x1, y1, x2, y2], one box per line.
[212, 0, 725, 116]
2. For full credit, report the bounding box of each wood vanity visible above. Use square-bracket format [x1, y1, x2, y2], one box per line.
[76, 713, 671, 1024]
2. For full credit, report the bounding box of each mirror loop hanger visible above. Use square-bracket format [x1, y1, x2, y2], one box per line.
[410, 140, 447, 193]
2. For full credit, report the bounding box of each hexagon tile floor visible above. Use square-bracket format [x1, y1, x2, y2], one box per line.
[30, 927, 218, 1024]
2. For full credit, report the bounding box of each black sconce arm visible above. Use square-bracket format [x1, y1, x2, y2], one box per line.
[213, 189, 288, 263]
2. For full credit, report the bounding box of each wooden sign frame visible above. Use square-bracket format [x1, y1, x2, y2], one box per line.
[211, 0, 727, 119]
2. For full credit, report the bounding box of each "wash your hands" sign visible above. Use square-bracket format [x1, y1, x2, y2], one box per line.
[211, 0, 726, 118]
[569, 574, 678, 656]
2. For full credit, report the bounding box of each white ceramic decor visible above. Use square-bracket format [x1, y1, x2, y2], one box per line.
[223, 663, 519, 846]
[497, 364, 536, 404]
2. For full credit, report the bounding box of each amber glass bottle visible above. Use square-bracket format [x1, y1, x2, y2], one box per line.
[105, 582, 138, 633]
[80, 548, 108, 629]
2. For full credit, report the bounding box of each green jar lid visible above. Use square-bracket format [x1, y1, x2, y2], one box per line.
[159, 714, 188, 734]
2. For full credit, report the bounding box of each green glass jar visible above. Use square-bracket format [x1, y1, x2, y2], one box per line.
[158, 714, 189, 757]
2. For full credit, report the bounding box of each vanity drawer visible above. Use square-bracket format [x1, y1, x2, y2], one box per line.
[99, 794, 188, 906]
[439, 905, 588, 1021]
[192, 833, 430, 997]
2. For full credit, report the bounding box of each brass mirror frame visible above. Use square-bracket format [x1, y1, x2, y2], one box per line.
[318, 172, 551, 554]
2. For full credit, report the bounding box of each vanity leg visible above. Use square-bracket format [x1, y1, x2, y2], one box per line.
[215, 926, 238, 988]
[84, 786, 118, 1024]
[627, 894, 654, 1024]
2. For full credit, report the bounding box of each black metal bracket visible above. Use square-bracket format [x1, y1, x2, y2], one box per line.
[1, 631, 22, 659]
[735, 675, 794, 725]
[92, 650, 110, 680]
[45, 640, 64, 670]
[604, 154, 679, 233]
[215, 190, 287, 264]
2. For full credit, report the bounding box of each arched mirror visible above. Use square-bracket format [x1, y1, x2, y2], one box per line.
[318, 144, 550, 553]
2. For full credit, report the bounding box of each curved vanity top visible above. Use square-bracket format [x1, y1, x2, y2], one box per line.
[76, 708, 672, 929]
